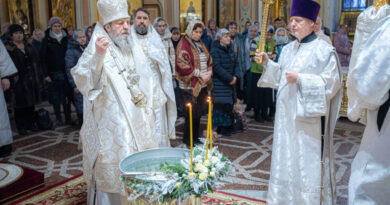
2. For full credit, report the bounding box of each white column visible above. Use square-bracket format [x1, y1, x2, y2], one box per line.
[0, 0, 7, 25]
[89, 0, 96, 26]
[173, 0, 179, 27]
[207, 0, 211, 21]
[75, 0, 83, 29]
[39, 0, 48, 29]
[322, 0, 342, 33]
[258, 0, 263, 28]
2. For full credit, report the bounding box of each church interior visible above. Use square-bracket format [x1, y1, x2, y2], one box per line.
[0, 0, 388, 204]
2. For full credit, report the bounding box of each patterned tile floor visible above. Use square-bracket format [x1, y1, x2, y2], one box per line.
[1, 109, 363, 204]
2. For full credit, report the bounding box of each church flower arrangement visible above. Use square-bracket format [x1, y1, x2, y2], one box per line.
[120, 146, 230, 203]
[120, 97, 230, 203]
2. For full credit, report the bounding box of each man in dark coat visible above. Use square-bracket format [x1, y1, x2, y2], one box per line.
[40, 17, 74, 126]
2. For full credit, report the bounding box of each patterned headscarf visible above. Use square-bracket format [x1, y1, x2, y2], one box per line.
[185, 20, 204, 39]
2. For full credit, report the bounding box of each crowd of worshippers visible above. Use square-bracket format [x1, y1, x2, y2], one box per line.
[0, 13, 351, 141]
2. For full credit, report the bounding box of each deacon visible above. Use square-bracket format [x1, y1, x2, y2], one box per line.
[131, 8, 177, 147]
[347, 14, 390, 205]
[71, 0, 158, 203]
[0, 40, 17, 158]
[255, 0, 342, 204]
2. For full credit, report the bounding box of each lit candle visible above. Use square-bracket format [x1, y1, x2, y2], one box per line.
[187, 103, 193, 172]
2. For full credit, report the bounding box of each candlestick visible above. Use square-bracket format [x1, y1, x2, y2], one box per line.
[206, 97, 212, 159]
[187, 103, 193, 172]
[210, 115, 213, 150]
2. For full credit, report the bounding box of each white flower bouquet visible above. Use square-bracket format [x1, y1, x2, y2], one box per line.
[120, 146, 230, 203]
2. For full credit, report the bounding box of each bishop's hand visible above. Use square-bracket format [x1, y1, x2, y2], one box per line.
[254, 49, 269, 66]
[96, 36, 110, 56]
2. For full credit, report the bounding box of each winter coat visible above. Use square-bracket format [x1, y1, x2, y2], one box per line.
[334, 31, 352, 66]
[210, 41, 238, 104]
[65, 39, 84, 88]
[32, 39, 42, 54]
[231, 33, 247, 91]
[40, 28, 68, 77]
[201, 29, 213, 51]
[65, 39, 84, 114]
[5, 41, 42, 108]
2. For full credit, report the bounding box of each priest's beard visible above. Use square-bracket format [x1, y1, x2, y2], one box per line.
[135, 24, 148, 35]
[108, 29, 132, 52]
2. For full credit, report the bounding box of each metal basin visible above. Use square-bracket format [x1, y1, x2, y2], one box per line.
[119, 148, 191, 179]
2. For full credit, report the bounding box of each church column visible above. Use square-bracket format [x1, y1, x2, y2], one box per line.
[0, 0, 9, 25]
[321, 0, 341, 32]
[258, 0, 263, 28]
[172, 0, 179, 27]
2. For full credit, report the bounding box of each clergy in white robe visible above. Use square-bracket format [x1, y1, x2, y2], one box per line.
[347, 15, 390, 205]
[347, 3, 390, 123]
[71, 0, 158, 204]
[255, 0, 342, 204]
[0, 40, 17, 157]
[131, 8, 177, 148]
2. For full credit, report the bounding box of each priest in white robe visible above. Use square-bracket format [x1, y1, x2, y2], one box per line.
[130, 8, 177, 148]
[71, 0, 158, 204]
[347, 14, 390, 205]
[0, 40, 17, 157]
[255, 0, 342, 204]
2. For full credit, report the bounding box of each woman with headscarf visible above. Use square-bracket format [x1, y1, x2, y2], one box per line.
[176, 20, 213, 146]
[210, 29, 239, 136]
[274, 27, 289, 62]
[334, 24, 352, 66]
[65, 29, 87, 128]
[4, 24, 41, 134]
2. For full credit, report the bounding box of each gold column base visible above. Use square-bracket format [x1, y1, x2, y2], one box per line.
[339, 74, 348, 116]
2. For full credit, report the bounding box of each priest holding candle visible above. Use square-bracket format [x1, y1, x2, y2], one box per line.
[255, 0, 342, 204]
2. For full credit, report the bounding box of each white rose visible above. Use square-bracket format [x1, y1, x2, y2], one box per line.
[216, 162, 225, 170]
[210, 171, 216, 178]
[194, 163, 203, 172]
[201, 166, 209, 173]
[199, 173, 207, 181]
[211, 156, 220, 164]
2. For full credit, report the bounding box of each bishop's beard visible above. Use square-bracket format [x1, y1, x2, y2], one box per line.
[108, 29, 132, 52]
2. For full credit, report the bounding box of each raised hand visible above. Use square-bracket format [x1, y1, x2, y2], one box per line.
[96, 36, 110, 56]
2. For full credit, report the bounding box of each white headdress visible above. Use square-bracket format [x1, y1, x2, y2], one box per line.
[97, 0, 130, 25]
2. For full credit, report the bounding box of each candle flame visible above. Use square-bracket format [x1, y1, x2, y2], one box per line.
[207, 96, 211, 102]
[186, 103, 192, 107]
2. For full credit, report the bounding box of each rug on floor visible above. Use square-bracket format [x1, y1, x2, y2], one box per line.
[8, 174, 265, 205]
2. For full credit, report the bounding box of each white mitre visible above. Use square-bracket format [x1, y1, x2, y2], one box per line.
[97, 0, 130, 25]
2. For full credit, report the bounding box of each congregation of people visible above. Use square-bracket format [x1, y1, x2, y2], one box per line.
[0, 10, 341, 150]
[1, 0, 388, 204]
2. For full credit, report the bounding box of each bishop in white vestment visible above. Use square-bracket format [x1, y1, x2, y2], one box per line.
[347, 15, 390, 205]
[256, 0, 342, 204]
[71, 0, 158, 204]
